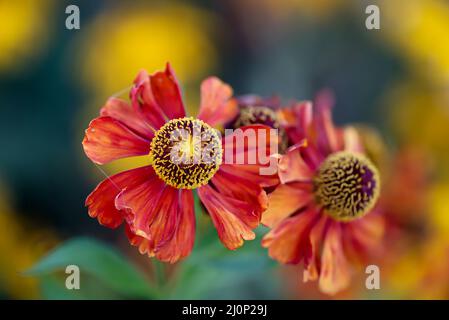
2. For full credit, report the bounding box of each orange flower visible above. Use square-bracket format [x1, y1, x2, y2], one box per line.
[262, 91, 384, 295]
[83, 64, 278, 263]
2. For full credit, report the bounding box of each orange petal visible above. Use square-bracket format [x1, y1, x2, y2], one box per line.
[197, 77, 238, 127]
[280, 101, 312, 144]
[150, 63, 186, 120]
[114, 174, 167, 240]
[222, 124, 279, 177]
[261, 183, 313, 228]
[125, 190, 196, 263]
[343, 126, 364, 153]
[219, 163, 279, 188]
[131, 70, 167, 130]
[313, 90, 344, 154]
[318, 222, 351, 295]
[198, 184, 259, 250]
[85, 166, 155, 228]
[303, 215, 329, 282]
[154, 189, 196, 263]
[262, 208, 319, 264]
[212, 169, 268, 215]
[100, 97, 154, 138]
[82, 116, 150, 165]
[278, 141, 314, 184]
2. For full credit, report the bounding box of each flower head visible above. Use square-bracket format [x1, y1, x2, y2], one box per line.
[262, 91, 384, 294]
[83, 64, 278, 263]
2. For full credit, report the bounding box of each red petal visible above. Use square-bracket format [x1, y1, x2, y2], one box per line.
[125, 190, 196, 263]
[131, 70, 167, 130]
[150, 63, 186, 120]
[222, 124, 279, 178]
[262, 208, 319, 264]
[313, 90, 344, 154]
[303, 215, 329, 282]
[197, 77, 238, 127]
[85, 166, 155, 228]
[100, 97, 154, 139]
[278, 141, 314, 184]
[261, 183, 313, 228]
[219, 164, 279, 188]
[318, 222, 351, 295]
[83, 116, 150, 165]
[198, 184, 259, 250]
[154, 189, 196, 263]
[114, 173, 167, 239]
[211, 169, 268, 215]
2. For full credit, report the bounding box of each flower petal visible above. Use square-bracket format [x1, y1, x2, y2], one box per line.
[150, 63, 186, 120]
[83, 116, 151, 165]
[262, 208, 319, 264]
[313, 90, 344, 154]
[131, 70, 167, 130]
[85, 166, 155, 228]
[154, 189, 196, 263]
[124, 189, 195, 263]
[100, 97, 154, 139]
[198, 184, 259, 250]
[318, 222, 351, 295]
[114, 172, 167, 239]
[343, 126, 364, 153]
[279, 101, 312, 144]
[278, 141, 314, 184]
[211, 169, 268, 215]
[303, 215, 329, 282]
[222, 124, 279, 179]
[197, 77, 238, 127]
[261, 183, 313, 228]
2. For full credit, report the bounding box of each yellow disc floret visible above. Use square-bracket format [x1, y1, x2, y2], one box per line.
[150, 117, 222, 189]
[314, 151, 380, 222]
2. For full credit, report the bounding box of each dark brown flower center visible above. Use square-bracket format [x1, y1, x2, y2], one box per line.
[313, 151, 380, 221]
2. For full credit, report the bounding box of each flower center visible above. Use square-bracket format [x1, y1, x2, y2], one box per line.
[313, 151, 380, 221]
[150, 117, 222, 189]
[233, 106, 287, 152]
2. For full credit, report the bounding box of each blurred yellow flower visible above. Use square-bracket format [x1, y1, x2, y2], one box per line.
[386, 81, 449, 176]
[0, 0, 54, 73]
[0, 185, 57, 299]
[382, 0, 449, 86]
[77, 3, 218, 101]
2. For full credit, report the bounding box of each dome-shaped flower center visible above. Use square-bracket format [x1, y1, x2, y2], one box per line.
[233, 106, 287, 152]
[150, 117, 222, 189]
[313, 151, 380, 221]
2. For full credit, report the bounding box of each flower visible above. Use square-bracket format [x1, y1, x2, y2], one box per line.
[227, 95, 288, 153]
[83, 64, 278, 263]
[261, 92, 384, 295]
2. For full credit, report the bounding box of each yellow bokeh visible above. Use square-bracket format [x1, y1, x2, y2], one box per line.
[382, 0, 449, 86]
[386, 81, 449, 176]
[0, 0, 54, 73]
[77, 3, 218, 99]
[0, 185, 57, 299]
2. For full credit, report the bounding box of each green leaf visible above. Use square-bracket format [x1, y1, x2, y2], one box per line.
[25, 237, 158, 299]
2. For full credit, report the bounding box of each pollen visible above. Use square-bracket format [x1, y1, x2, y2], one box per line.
[313, 151, 380, 221]
[150, 117, 222, 189]
[233, 106, 287, 152]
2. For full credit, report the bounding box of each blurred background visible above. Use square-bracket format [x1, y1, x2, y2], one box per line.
[0, 0, 449, 299]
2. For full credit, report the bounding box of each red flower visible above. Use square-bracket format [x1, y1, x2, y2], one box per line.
[262, 91, 384, 294]
[83, 64, 278, 263]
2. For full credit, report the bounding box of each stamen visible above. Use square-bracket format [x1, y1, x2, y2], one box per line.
[150, 117, 222, 189]
[313, 151, 380, 221]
